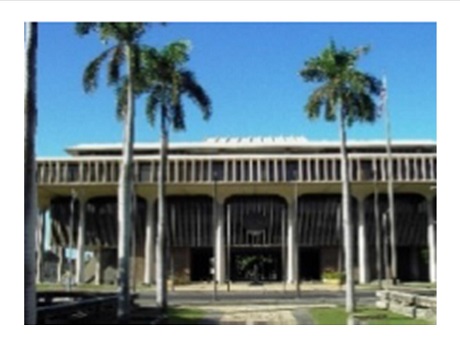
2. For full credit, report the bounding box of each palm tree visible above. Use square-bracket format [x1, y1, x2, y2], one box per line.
[299, 41, 381, 317]
[25, 22, 38, 325]
[75, 23, 150, 321]
[141, 41, 211, 312]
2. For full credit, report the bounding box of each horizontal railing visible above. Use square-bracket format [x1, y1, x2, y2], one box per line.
[37, 153, 437, 185]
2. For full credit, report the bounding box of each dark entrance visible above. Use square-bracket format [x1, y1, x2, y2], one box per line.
[396, 246, 429, 282]
[190, 248, 213, 281]
[298, 248, 321, 281]
[230, 248, 282, 282]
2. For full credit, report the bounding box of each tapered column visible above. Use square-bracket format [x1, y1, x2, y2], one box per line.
[94, 247, 102, 285]
[427, 197, 436, 283]
[358, 198, 369, 284]
[144, 198, 155, 285]
[57, 246, 65, 283]
[287, 201, 298, 283]
[215, 202, 225, 283]
[75, 197, 87, 285]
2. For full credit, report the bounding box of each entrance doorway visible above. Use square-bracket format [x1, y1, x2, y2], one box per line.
[230, 248, 282, 282]
[190, 248, 213, 282]
[298, 248, 321, 281]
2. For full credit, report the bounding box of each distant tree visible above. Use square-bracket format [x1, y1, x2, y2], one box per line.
[75, 22, 150, 321]
[299, 41, 381, 316]
[141, 41, 211, 312]
[25, 22, 38, 325]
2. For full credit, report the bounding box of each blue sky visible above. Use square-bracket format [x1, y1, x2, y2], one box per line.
[36, 22, 436, 157]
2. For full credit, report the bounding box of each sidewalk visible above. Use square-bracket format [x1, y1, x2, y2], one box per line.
[165, 281, 383, 293]
[192, 304, 315, 325]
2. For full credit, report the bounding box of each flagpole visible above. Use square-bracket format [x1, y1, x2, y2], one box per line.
[382, 76, 397, 285]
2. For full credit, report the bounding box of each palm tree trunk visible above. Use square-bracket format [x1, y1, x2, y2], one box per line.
[117, 42, 134, 321]
[25, 22, 38, 325]
[338, 104, 355, 315]
[156, 104, 168, 312]
[36, 210, 44, 284]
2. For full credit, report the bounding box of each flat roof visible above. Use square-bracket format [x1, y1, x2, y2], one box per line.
[64, 136, 436, 156]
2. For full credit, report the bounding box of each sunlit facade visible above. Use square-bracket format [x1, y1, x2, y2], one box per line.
[36, 137, 437, 285]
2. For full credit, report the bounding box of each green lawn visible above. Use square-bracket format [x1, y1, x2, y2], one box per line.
[309, 306, 434, 325]
[166, 307, 205, 325]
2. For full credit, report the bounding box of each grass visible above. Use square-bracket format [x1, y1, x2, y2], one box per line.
[310, 307, 348, 325]
[310, 306, 434, 325]
[166, 307, 205, 325]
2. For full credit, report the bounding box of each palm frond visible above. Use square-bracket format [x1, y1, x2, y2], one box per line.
[171, 102, 186, 131]
[75, 23, 97, 36]
[83, 47, 113, 93]
[107, 45, 124, 87]
[180, 70, 212, 120]
[301, 41, 380, 127]
[162, 40, 190, 66]
[145, 86, 162, 127]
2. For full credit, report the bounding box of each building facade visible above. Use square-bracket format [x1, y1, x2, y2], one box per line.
[36, 137, 437, 285]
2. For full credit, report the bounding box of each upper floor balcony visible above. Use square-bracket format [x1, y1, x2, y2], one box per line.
[36, 152, 437, 186]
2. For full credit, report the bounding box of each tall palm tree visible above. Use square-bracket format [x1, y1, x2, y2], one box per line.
[75, 23, 149, 321]
[299, 41, 381, 316]
[25, 21, 38, 325]
[141, 41, 211, 312]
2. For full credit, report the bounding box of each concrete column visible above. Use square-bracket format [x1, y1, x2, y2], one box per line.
[94, 247, 102, 285]
[215, 202, 225, 283]
[57, 246, 65, 283]
[144, 198, 155, 285]
[427, 198, 436, 283]
[287, 201, 298, 283]
[358, 198, 369, 284]
[75, 197, 87, 285]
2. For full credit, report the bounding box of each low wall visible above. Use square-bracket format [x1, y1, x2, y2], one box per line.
[376, 290, 436, 322]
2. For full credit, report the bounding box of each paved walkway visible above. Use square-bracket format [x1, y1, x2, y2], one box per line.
[192, 304, 315, 325]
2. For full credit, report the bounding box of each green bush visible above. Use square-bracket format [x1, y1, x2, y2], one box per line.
[322, 268, 344, 281]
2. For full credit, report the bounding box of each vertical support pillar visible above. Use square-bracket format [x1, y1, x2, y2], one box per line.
[57, 246, 65, 283]
[76, 196, 87, 285]
[95, 247, 102, 285]
[215, 202, 225, 283]
[357, 197, 369, 284]
[144, 198, 155, 285]
[427, 197, 436, 283]
[226, 204, 232, 289]
[287, 200, 298, 284]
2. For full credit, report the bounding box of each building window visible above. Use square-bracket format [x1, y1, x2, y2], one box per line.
[252, 160, 259, 182]
[267, 160, 275, 181]
[68, 163, 78, 182]
[286, 160, 298, 181]
[185, 161, 192, 182]
[277, 161, 284, 181]
[202, 161, 210, 182]
[310, 160, 316, 181]
[235, 161, 241, 181]
[139, 162, 151, 182]
[212, 161, 224, 181]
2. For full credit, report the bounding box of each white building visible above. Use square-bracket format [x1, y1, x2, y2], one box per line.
[36, 137, 437, 285]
